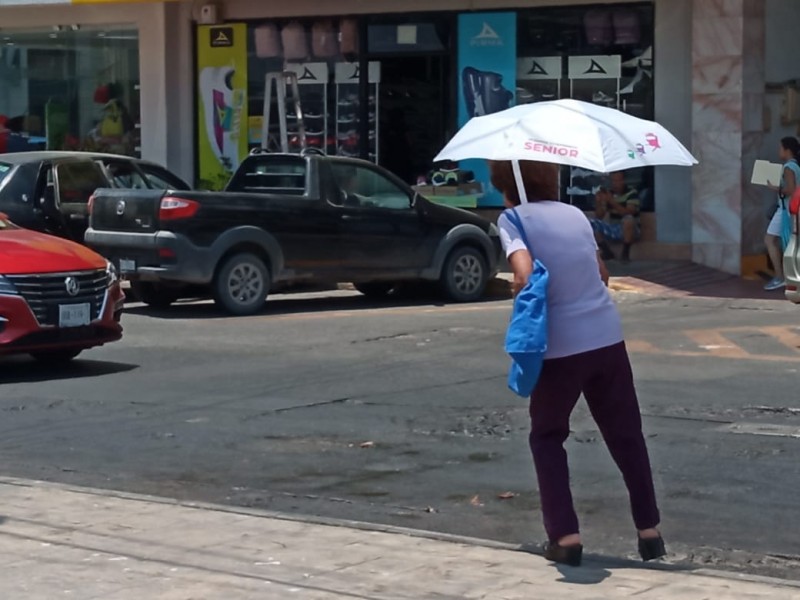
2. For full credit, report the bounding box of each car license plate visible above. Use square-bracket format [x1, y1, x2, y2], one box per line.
[59, 303, 91, 328]
[119, 259, 136, 273]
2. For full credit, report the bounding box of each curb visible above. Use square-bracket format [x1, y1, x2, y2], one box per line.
[2, 476, 799, 591]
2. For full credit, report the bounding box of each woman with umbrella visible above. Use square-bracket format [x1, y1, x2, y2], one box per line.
[436, 99, 697, 567]
[491, 158, 663, 567]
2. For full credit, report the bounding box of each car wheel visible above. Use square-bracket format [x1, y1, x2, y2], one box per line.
[130, 281, 181, 309]
[213, 253, 270, 316]
[30, 349, 82, 364]
[354, 282, 398, 299]
[440, 246, 488, 303]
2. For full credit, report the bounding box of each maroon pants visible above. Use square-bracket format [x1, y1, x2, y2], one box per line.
[529, 341, 660, 542]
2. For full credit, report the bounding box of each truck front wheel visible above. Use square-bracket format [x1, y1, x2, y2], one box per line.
[213, 253, 270, 316]
[440, 246, 488, 303]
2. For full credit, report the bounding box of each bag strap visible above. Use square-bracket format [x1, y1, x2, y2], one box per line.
[505, 208, 533, 255]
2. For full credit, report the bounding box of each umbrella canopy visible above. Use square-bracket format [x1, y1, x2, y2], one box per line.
[434, 99, 697, 172]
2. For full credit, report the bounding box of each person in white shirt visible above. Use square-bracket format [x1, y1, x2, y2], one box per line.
[492, 159, 664, 567]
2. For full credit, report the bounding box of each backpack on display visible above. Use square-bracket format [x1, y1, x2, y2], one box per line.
[613, 9, 641, 45]
[584, 9, 613, 46]
[282, 21, 309, 62]
[312, 19, 339, 58]
[339, 18, 359, 57]
[254, 23, 281, 59]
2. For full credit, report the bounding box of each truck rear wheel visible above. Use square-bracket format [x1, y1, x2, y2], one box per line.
[213, 253, 270, 316]
[440, 246, 488, 303]
[130, 281, 181, 309]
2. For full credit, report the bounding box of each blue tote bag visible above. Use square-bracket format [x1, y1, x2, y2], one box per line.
[504, 209, 549, 398]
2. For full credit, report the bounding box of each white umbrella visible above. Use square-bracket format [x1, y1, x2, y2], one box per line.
[435, 99, 697, 173]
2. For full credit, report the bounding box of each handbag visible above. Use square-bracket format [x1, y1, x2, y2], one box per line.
[281, 21, 309, 62]
[312, 19, 339, 58]
[503, 209, 549, 398]
[254, 24, 282, 59]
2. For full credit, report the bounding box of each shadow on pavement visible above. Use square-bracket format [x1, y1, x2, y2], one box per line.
[554, 563, 611, 585]
[520, 542, 695, 581]
[0, 358, 138, 384]
[123, 286, 509, 321]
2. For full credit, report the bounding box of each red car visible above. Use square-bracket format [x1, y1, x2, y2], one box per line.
[0, 213, 124, 363]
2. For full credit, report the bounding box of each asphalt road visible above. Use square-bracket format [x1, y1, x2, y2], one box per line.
[1, 288, 799, 579]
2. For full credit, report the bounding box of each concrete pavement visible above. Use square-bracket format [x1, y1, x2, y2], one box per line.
[1, 478, 798, 599]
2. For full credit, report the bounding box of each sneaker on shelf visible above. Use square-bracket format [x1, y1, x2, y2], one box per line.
[566, 186, 591, 196]
[338, 114, 357, 124]
[305, 112, 324, 120]
[338, 148, 358, 158]
[337, 129, 358, 141]
[620, 69, 651, 95]
[592, 91, 616, 105]
[516, 87, 535, 101]
[764, 277, 786, 291]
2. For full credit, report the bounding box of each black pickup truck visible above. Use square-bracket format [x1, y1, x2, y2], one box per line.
[85, 151, 502, 315]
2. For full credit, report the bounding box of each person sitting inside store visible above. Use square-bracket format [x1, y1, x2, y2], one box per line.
[590, 171, 641, 262]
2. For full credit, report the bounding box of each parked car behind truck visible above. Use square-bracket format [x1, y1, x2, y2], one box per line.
[86, 150, 502, 315]
[0, 151, 190, 244]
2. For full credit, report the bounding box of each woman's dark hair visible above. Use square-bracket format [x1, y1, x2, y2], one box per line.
[781, 136, 800, 159]
[489, 160, 559, 206]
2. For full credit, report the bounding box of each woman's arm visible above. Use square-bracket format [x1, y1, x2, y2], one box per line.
[598, 252, 610, 287]
[783, 168, 797, 198]
[508, 250, 533, 297]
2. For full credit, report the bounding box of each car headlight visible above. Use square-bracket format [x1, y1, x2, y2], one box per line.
[0, 275, 19, 296]
[106, 261, 118, 287]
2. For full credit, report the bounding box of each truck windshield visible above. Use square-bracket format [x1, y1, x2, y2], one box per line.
[0, 162, 11, 185]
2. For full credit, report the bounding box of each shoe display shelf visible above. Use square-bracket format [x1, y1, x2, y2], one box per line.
[334, 62, 381, 163]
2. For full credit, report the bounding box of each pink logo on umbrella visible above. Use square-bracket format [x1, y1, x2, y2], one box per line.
[645, 133, 661, 151]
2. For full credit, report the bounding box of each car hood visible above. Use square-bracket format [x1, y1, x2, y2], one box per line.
[417, 197, 493, 231]
[0, 229, 106, 275]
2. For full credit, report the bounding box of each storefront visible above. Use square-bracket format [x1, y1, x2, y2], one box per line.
[4, 0, 800, 277]
[194, 3, 656, 215]
[0, 24, 141, 156]
[0, 0, 194, 174]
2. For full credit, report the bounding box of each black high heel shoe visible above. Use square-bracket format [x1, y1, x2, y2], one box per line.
[638, 535, 667, 561]
[543, 541, 583, 567]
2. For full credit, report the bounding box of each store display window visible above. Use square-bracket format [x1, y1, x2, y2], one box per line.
[517, 3, 655, 211]
[0, 25, 140, 157]
[243, 18, 376, 163]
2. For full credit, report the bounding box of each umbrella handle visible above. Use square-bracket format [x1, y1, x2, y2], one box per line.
[512, 160, 529, 204]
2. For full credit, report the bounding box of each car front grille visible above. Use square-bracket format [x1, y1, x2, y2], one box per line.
[8, 269, 108, 327]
